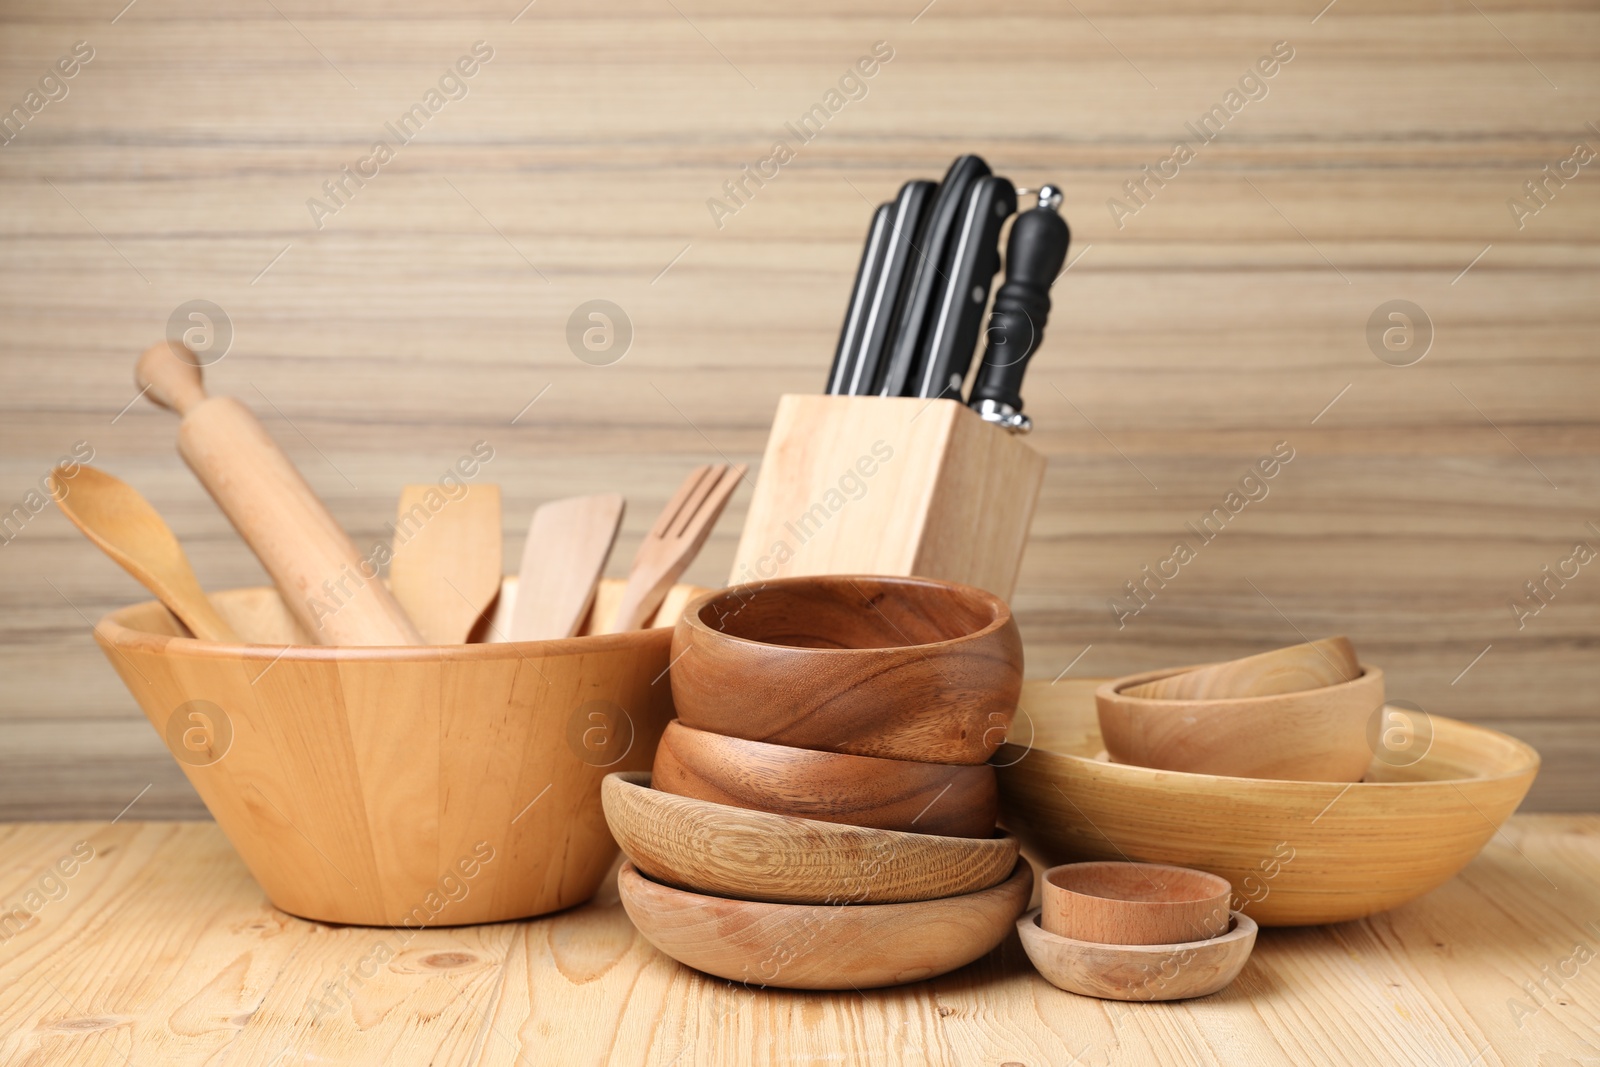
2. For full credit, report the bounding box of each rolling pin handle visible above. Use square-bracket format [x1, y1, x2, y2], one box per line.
[136, 341, 208, 416]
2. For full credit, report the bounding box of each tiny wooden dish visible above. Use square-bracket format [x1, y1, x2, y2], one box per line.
[651, 721, 998, 838]
[618, 859, 1033, 990]
[1123, 636, 1360, 700]
[1042, 862, 1232, 946]
[670, 574, 1023, 765]
[1096, 665, 1384, 782]
[1017, 908, 1258, 1001]
[602, 771, 1018, 905]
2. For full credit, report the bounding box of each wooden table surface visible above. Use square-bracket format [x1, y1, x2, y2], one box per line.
[0, 813, 1594, 1066]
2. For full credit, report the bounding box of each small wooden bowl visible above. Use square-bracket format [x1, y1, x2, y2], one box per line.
[618, 859, 1033, 990]
[651, 721, 998, 838]
[1096, 665, 1384, 782]
[1042, 862, 1233, 946]
[1123, 637, 1360, 700]
[1017, 908, 1258, 1001]
[670, 575, 1023, 765]
[602, 772, 1018, 905]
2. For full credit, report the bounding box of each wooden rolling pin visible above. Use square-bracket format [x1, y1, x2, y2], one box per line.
[135, 342, 423, 646]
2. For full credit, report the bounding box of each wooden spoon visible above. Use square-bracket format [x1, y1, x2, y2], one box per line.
[1123, 636, 1360, 700]
[48, 465, 240, 642]
[607, 463, 745, 633]
[388, 483, 502, 645]
[508, 494, 625, 641]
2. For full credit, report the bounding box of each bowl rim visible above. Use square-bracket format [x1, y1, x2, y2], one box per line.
[1017, 906, 1258, 955]
[1098, 663, 1384, 708]
[659, 719, 1000, 778]
[1042, 861, 1233, 908]
[997, 711, 1539, 791]
[94, 582, 670, 662]
[678, 573, 1014, 656]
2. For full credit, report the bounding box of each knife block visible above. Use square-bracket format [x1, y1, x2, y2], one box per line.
[730, 394, 1047, 600]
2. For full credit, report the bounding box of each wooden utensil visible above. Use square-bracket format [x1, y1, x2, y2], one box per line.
[1017, 908, 1258, 1001]
[651, 720, 998, 838]
[1041, 861, 1232, 945]
[617, 859, 1032, 990]
[1124, 637, 1361, 700]
[135, 341, 422, 647]
[388, 483, 502, 645]
[996, 679, 1539, 926]
[508, 493, 624, 641]
[1097, 665, 1383, 782]
[49, 465, 240, 643]
[671, 575, 1022, 764]
[93, 577, 703, 926]
[607, 463, 745, 633]
[602, 771, 1018, 905]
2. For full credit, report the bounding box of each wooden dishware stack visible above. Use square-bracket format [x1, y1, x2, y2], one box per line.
[605, 573, 1035, 990]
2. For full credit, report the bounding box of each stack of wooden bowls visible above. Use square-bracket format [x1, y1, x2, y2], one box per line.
[603, 574, 1035, 990]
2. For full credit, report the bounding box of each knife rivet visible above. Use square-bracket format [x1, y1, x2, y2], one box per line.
[970, 285, 986, 303]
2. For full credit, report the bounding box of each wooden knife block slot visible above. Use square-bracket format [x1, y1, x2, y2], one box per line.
[730, 395, 1046, 600]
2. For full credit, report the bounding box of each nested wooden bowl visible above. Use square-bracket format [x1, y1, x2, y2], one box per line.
[651, 720, 999, 838]
[1123, 636, 1360, 700]
[1018, 909, 1258, 1001]
[602, 771, 1018, 905]
[1096, 665, 1384, 782]
[670, 575, 1023, 764]
[997, 695, 1539, 926]
[1042, 862, 1232, 946]
[618, 859, 1033, 990]
[93, 578, 702, 926]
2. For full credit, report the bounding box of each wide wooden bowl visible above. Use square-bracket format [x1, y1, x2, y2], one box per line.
[670, 575, 1023, 765]
[1017, 908, 1258, 1001]
[602, 771, 1018, 904]
[93, 578, 703, 926]
[1123, 636, 1360, 700]
[998, 680, 1540, 926]
[651, 720, 998, 838]
[1042, 862, 1232, 946]
[617, 859, 1033, 990]
[1096, 665, 1384, 782]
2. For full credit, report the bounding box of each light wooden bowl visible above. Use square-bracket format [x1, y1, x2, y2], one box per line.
[602, 771, 1019, 905]
[1123, 636, 1360, 700]
[1096, 665, 1384, 782]
[1017, 908, 1257, 1001]
[93, 578, 703, 926]
[670, 575, 1023, 765]
[617, 859, 1033, 990]
[997, 705, 1539, 926]
[651, 720, 999, 838]
[1042, 862, 1232, 945]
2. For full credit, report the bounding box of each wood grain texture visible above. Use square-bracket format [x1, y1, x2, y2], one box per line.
[389, 482, 501, 644]
[1095, 663, 1383, 781]
[601, 771, 1019, 905]
[1041, 862, 1233, 946]
[1124, 636, 1360, 700]
[609, 463, 745, 632]
[0, 0, 1597, 815]
[670, 574, 1021, 764]
[1018, 908, 1258, 1003]
[651, 720, 999, 838]
[508, 492, 623, 640]
[616, 859, 1034, 990]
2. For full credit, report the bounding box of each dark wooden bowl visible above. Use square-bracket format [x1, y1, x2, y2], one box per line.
[669, 575, 1023, 765]
[651, 721, 999, 838]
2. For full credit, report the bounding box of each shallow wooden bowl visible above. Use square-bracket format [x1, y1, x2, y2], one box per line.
[1123, 636, 1360, 700]
[1018, 908, 1257, 1001]
[1096, 665, 1384, 782]
[651, 720, 998, 838]
[670, 574, 1023, 764]
[602, 771, 1018, 905]
[618, 859, 1033, 990]
[1042, 862, 1232, 945]
[94, 578, 702, 926]
[998, 680, 1540, 926]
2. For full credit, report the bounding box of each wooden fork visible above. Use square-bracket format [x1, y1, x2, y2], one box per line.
[607, 463, 746, 632]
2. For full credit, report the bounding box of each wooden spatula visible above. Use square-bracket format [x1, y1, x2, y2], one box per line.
[1124, 636, 1361, 700]
[49, 465, 241, 642]
[509, 494, 626, 641]
[388, 483, 503, 645]
[607, 464, 746, 633]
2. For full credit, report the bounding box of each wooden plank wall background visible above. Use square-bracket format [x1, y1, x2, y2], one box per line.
[0, 0, 1594, 817]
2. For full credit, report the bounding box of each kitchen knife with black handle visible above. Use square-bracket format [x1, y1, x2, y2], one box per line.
[969, 184, 1070, 433]
[826, 201, 891, 395]
[876, 154, 990, 397]
[914, 175, 1016, 401]
[840, 179, 936, 395]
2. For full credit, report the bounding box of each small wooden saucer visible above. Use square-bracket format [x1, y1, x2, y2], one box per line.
[1017, 908, 1258, 1001]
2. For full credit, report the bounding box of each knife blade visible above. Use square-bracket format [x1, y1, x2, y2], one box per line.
[914, 175, 1016, 401]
